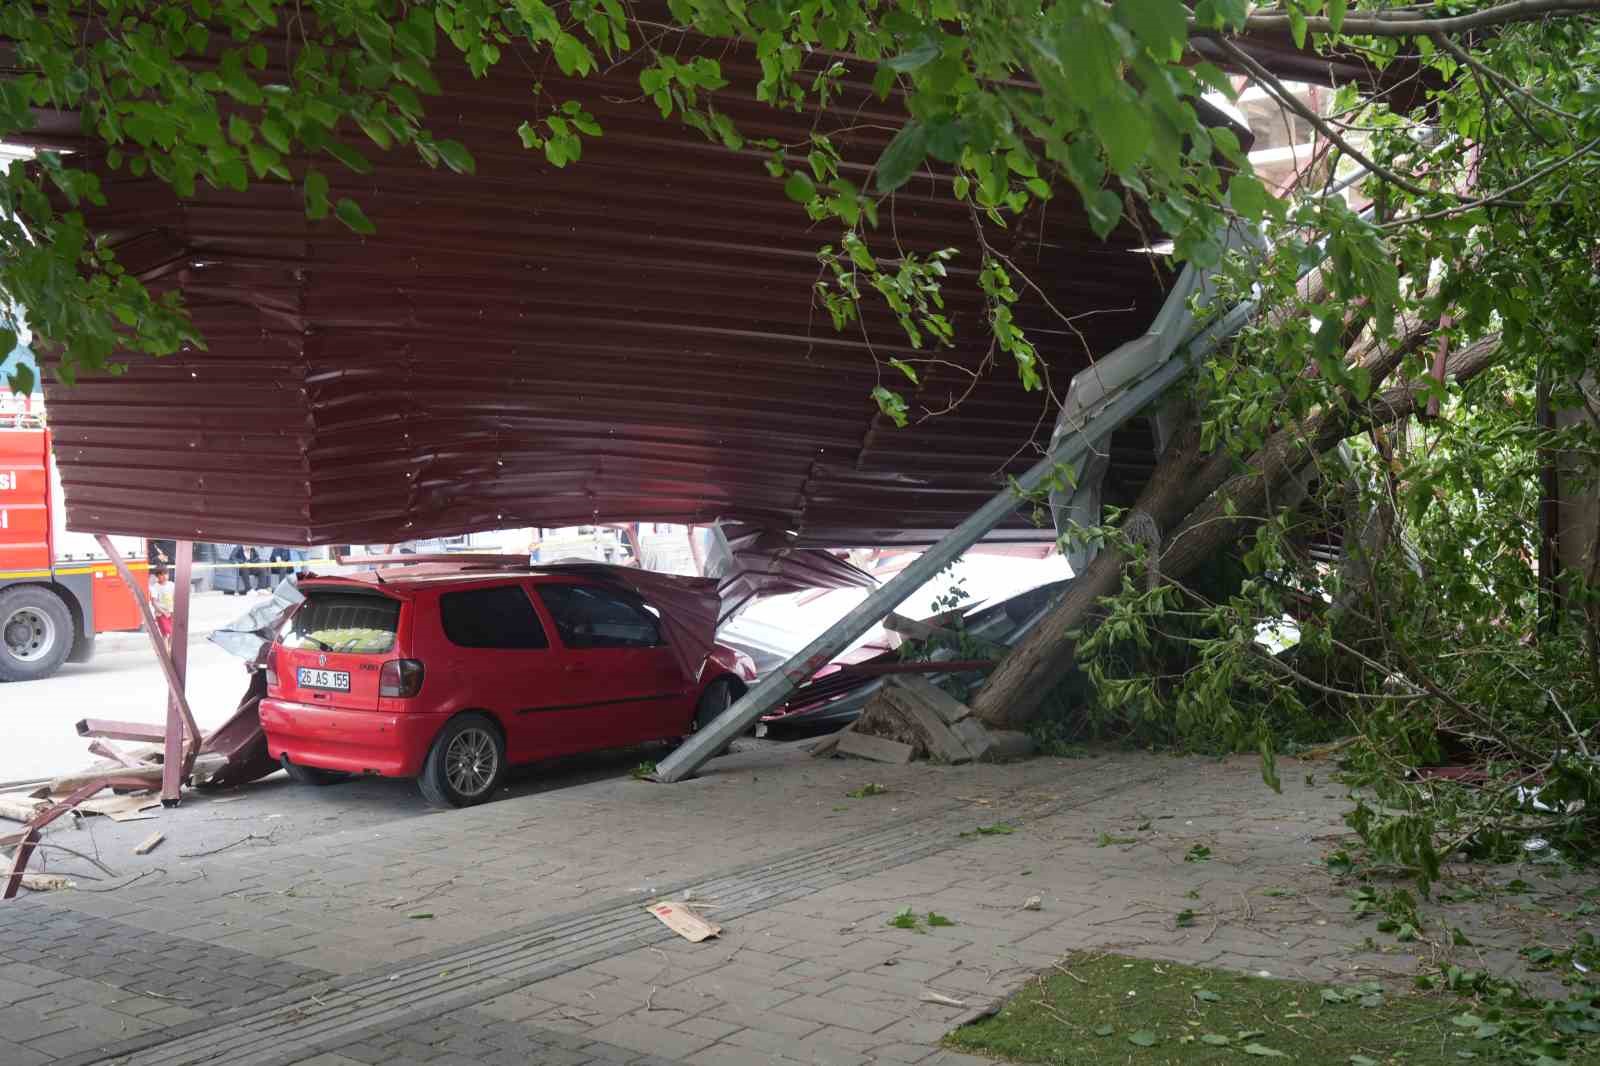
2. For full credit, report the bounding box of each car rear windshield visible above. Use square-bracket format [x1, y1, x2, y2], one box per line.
[285, 592, 401, 654]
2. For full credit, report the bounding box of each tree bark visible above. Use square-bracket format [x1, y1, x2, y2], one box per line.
[970, 331, 1504, 731]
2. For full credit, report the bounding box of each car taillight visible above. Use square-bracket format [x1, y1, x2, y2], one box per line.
[379, 659, 425, 698]
[265, 661, 279, 688]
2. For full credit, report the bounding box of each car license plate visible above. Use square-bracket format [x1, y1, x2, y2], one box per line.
[297, 667, 351, 692]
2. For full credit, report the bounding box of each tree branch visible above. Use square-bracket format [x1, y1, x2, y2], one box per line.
[1204, 35, 1448, 201]
[1207, 0, 1600, 37]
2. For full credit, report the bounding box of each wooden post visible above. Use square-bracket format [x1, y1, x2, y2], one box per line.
[95, 536, 203, 805]
[163, 541, 194, 802]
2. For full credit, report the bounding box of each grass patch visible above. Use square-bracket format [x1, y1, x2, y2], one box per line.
[945, 953, 1519, 1065]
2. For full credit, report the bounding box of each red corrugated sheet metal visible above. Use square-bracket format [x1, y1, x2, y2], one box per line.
[18, 36, 1293, 548]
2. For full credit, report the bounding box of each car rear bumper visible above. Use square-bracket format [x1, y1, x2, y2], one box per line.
[260, 698, 444, 778]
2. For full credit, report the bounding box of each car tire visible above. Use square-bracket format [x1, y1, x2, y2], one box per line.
[281, 756, 347, 787]
[692, 679, 744, 756]
[0, 586, 75, 682]
[417, 714, 506, 808]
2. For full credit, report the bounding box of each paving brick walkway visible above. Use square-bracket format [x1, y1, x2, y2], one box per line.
[3, 745, 1593, 1066]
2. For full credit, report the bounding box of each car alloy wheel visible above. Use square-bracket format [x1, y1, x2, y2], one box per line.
[444, 725, 499, 798]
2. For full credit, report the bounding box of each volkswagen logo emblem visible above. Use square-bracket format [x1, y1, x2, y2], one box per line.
[318, 653, 328, 666]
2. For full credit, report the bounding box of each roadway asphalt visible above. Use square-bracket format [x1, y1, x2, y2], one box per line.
[0, 590, 266, 787]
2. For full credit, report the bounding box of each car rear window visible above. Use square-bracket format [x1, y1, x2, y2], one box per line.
[440, 584, 549, 649]
[285, 592, 401, 654]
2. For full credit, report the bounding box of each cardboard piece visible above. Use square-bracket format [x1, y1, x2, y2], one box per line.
[647, 900, 721, 942]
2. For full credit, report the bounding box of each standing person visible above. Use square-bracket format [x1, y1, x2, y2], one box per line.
[244, 545, 268, 592]
[269, 545, 292, 582]
[148, 566, 175, 643]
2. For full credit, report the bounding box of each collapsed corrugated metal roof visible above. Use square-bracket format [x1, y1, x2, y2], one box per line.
[23, 39, 1278, 549]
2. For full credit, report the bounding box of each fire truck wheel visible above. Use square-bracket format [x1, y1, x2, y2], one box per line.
[0, 586, 75, 682]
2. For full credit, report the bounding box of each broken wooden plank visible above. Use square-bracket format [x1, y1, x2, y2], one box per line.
[0, 795, 48, 824]
[646, 900, 721, 942]
[48, 753, 227, 796]
[19, 873, 70, 892]
[836, 730, 915, 765]
[887, 674, 973, 727]
[133, 832, 165, 855]
[78, 793, 162, 822]
[880, 685, 972, 764]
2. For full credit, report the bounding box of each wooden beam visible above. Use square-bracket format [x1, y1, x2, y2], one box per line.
[165, 540, 194, 800]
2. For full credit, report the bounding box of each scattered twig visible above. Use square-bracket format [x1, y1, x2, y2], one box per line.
[179, 830, 277, 858]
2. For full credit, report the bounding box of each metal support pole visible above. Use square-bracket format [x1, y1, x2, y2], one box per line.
[653, 298, 1256, 782]
[96, 536, 204, 798]
[163, 541, 194, 803]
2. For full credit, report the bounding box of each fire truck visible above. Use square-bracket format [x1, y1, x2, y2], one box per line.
[1, 374, 144, 682]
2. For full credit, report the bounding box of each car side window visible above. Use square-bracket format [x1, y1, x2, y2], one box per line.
[439, 585, 549, 650]
[536, 584, 662, 648]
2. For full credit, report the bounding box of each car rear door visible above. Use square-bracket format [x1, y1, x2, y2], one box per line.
[275, 588, 406, 710]
[430, 582, 580, 762]
[533, 582, 695, 746]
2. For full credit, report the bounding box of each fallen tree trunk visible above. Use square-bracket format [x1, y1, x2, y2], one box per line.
[970, 330, 1505, 731]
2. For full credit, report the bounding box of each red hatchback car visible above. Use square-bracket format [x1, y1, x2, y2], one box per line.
[260, 571, 755, 806]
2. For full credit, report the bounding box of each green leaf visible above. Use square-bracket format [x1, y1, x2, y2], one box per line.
[1128, 1030, 1158, 1047]
[1243, 1044, 1289, 1057]
[885, 40, 939, 72]
[1201, 1035, 1232, 1046]
[1287, 3, 1308, 49]
[334, 197, 376, 235]
[1094, 1024, 1115, 1037]
[435, 139, 476, 175]
[1086, 188, 1123, 238]
[324, 142, 373, 175]
[1259, 736, 1281, 793]
[1326, 0, 1348, 34]
[888, 358, 919, 385]
[1114, 0, 1188, 60]
[784, 170, 816, 203]
[303, 169, 330, 219]
[1092, 97, 1152, 175]
[875, 121, 928, 194]
[1350, 1057, 1379, 1066]
[872, 385, 909, 427]
[1193, 989, 1221, 1001]
[1228, 174, 1270, 221]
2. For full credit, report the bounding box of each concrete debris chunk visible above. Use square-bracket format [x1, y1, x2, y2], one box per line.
[880, 686, 971, 764]
[979, 729, 1039, 762]
[887, 674, 973, 726]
